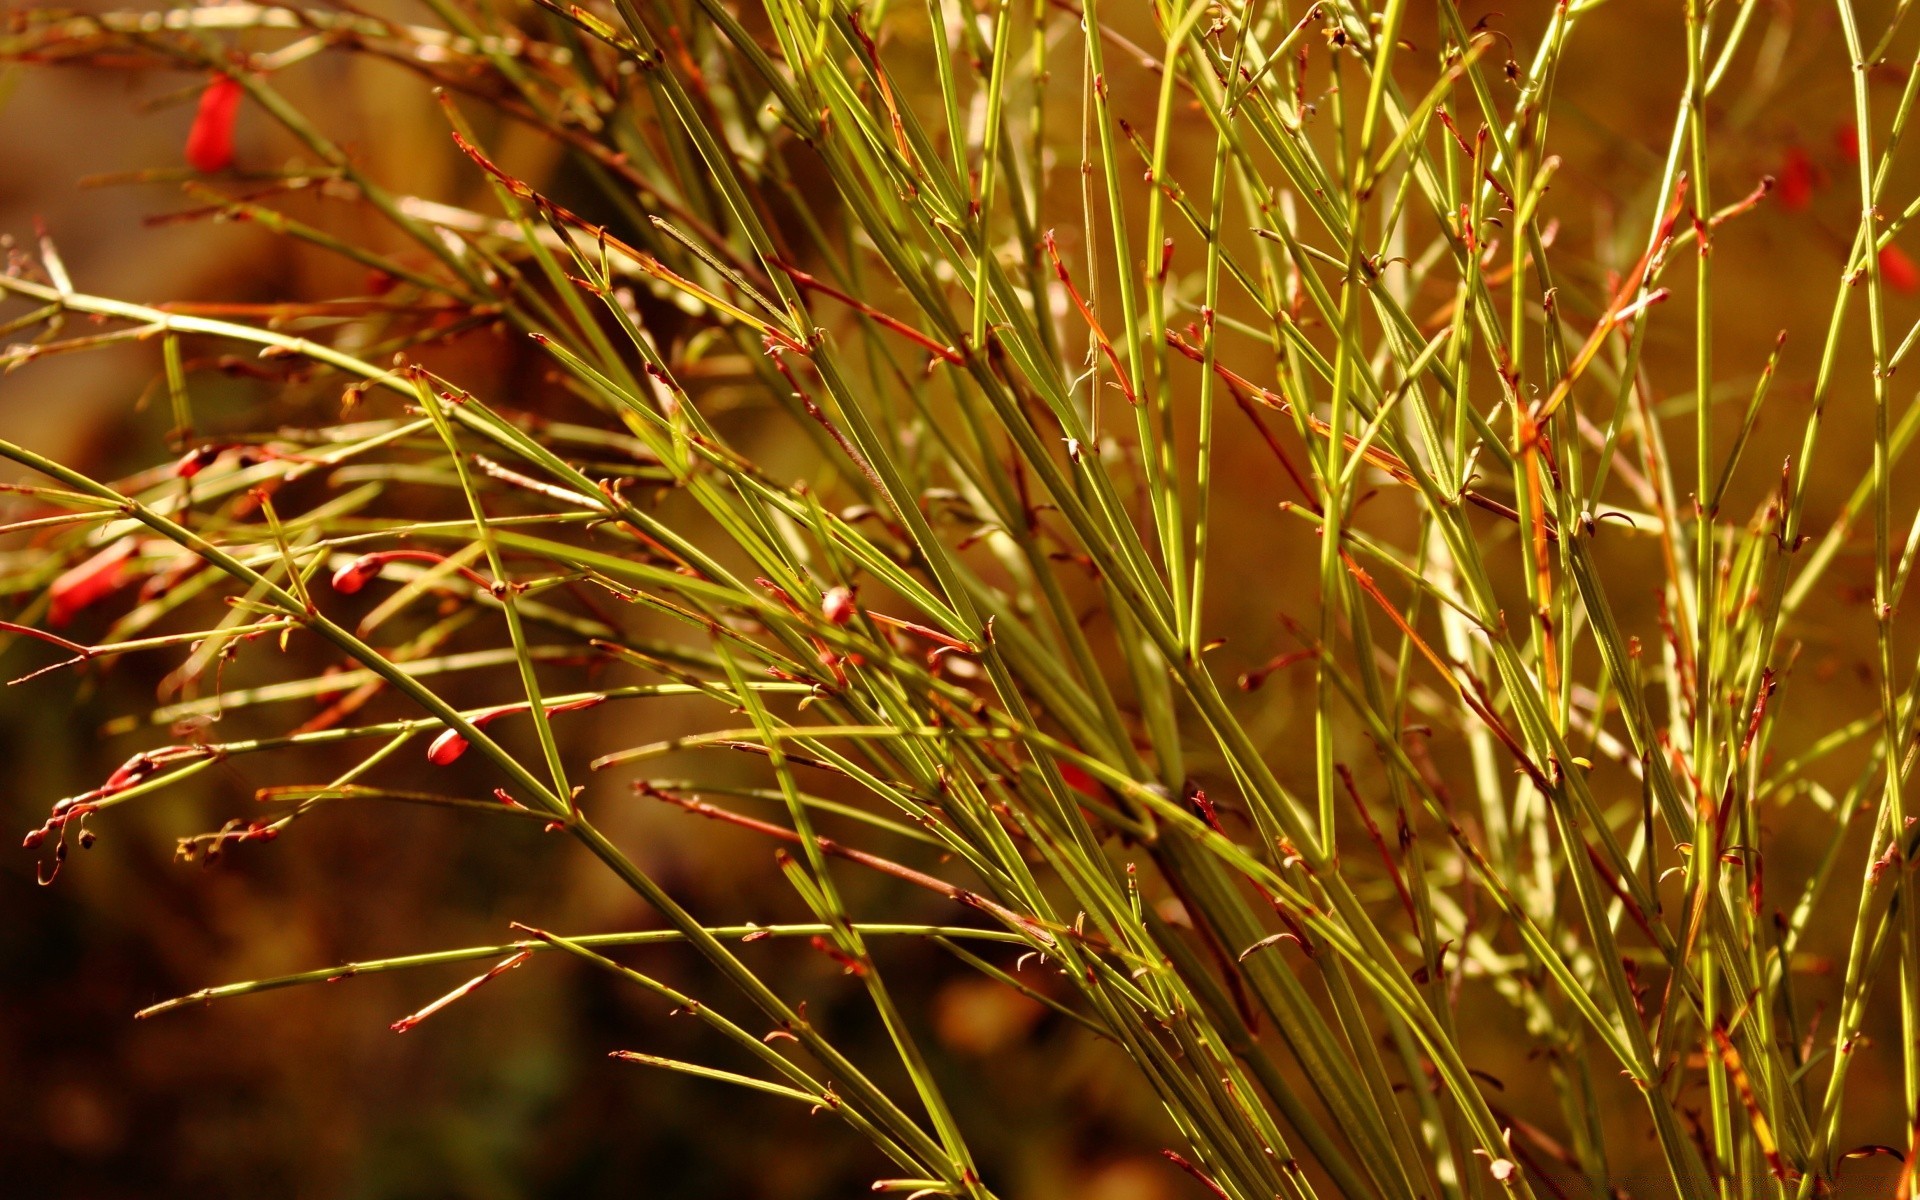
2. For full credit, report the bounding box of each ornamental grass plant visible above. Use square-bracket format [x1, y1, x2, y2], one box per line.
[3, 0, 1920, 1196]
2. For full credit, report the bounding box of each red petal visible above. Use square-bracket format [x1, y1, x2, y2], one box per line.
[49, 539, 136, 627]
[1881, 245, 1918, 293]
[1836, 124, 1861, 163]
[185, 75, 242, 174]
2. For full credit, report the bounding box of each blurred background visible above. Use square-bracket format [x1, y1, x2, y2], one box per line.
[2, 1, 1916, 1196]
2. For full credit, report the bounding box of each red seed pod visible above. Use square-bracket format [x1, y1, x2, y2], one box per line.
[330, 555, 384, 595]
[49, 539, 137, 627]
[821, 586, 856, 625]
[185, 74, 242, 174]
[426, 728, 470, 766]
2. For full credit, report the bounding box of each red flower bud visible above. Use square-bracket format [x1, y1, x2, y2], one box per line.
[425, 695, 601, 766]
[1775, 145, 1823, 212]
[49, 539, 136, 627]
[174, 446, 222, 479]
[185, 74, 242, 174]
[1882, 245, 1919, 294]
[1057, 761, 1101, 799]
[330, 555, 384, 595]
[103, 753, 159, 794]
[426, 728, 470, 766]
[821, 586, 856, 625]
